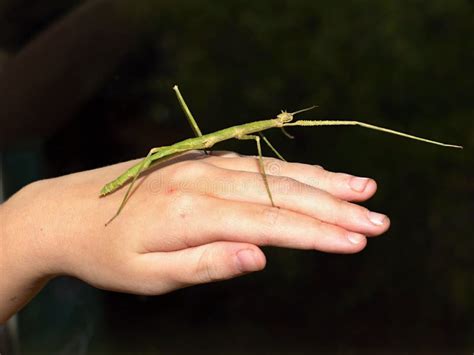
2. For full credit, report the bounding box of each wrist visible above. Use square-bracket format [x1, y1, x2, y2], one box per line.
[0, 184, 56, 323]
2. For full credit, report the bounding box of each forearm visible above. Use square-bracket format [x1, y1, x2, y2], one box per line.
[0, 197, 52, 324]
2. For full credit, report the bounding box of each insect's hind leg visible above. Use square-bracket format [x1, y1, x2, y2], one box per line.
[105, 146, 162, 226]
[237, 134, 275, 207]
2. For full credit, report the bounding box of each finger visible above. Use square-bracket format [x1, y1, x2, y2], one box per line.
[134, 242, 266, 293]
[166, 164, 389, 237]
[205, 156, 376, 202]
[208, 150, 242, 157]
[140, 193, 368, 254]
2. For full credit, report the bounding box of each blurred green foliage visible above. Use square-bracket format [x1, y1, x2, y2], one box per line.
[1, 0, 472, 353]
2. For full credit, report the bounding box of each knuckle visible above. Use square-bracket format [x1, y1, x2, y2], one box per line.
[311, 166, 335, 187]
[171, 160, 209, 180]
[195, 248, 221, 283]
[168, 161, 214, 193]
[184, 160, 211, 176]
[255, 206, 280, 244]
[312, 221, 345, 249]
[313, 165, 331, 183]
[309, 220, 328, 248]
[328, 199, 345, 225]
[358, 205, 370, 220]
[333, 199, 355, 225]
[261, 206, 281, 227]
[315, 195, 344, 225]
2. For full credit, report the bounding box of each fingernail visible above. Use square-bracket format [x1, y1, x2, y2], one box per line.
[348, 233, 366, 244]
[368, 211, 387, 226]
[236, 249, 261, 272]
[349, 177, 370, 192]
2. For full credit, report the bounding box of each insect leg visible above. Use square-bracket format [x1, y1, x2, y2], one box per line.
[237, 134, 275, 207]
[259, 133, 287, 161]
[173, 85, 204, 137]
[105, 146, 163, 226]
[280, 127, 294, 139]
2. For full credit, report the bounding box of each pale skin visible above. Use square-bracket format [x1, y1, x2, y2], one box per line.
[1, 151, 390, 324]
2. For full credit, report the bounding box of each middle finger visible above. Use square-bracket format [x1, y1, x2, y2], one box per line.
[205, 155, 377, 202]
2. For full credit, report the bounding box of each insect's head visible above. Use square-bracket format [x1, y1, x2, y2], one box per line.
[277, 106, 317, 124]
[277, 110, 294, 123]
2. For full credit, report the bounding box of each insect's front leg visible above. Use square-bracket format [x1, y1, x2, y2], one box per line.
[259, 133, 287, 161]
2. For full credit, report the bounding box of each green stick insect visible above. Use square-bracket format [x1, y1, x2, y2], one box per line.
[101, 85, 462, 225]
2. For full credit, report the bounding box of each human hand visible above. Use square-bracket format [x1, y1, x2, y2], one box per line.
[0, 151, 389, 322]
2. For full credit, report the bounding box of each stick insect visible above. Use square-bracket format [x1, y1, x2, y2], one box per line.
[101, 85, 462, 225]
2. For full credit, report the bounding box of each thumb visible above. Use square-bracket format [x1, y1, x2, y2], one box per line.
[136, 242, 266, 294]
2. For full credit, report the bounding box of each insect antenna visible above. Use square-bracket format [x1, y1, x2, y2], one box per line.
[290, 105, 318, 116]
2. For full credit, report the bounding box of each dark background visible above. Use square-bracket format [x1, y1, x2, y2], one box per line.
[0, 0, 472, 354]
